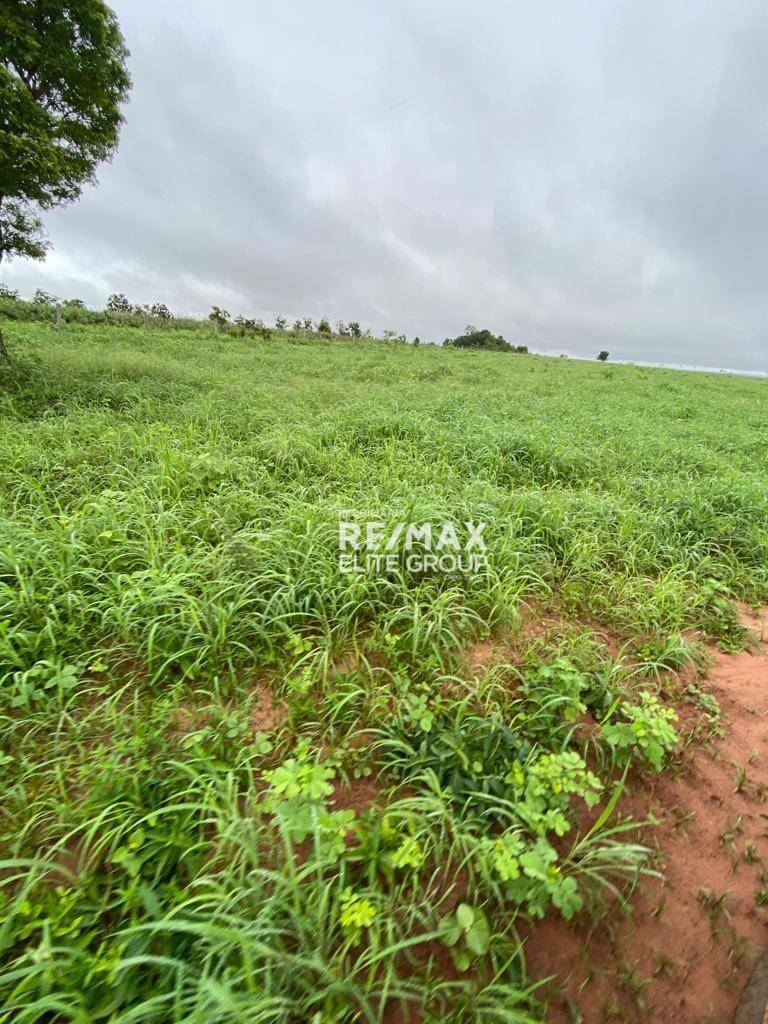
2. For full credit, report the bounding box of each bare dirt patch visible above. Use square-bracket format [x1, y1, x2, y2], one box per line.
[244, 681, 286, 733]
[167, 701, 212, 739]
[526, 609, 768, 1024]
[165, 681, 286, 741]
[463, 606, 628, 678]
[331, 776, 383, 815]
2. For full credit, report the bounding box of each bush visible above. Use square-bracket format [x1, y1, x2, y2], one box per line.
[232, 315, 272, 340]
[209, 306, 230, 327]
[383, 329, 406, 343]
[106, 293, 132, 313]
[445, 327, 526, 353]
[0, 291, 106, 324]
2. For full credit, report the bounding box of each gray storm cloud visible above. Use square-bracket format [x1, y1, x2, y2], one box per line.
[4, 0, 768, 370]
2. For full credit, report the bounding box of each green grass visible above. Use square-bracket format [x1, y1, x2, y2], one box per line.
[1, 320, 766, 1022]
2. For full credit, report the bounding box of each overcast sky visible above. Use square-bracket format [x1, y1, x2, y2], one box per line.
[5, 0, 768, 369]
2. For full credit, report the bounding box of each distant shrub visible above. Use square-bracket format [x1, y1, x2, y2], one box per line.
[106, 293, 132, 313]
[209, 306, 230, 328]
[348, 321, 361, 338]
[0, 295, 102, 324]
[106, 294, 173, 322]
[61, 299, 100, 324]
[317, 317, 331, 334]
[445, 327, 520, 352]
[0, 293, 51, 321]
[275, 315, 287, 331]
[232, 315, 272, 340]
[597, 350, 609, 362]
[383, 329, 406, 343]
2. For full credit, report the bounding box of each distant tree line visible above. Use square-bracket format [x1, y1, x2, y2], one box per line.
[0, 286, 396, 342]
[0, 285, 199, 328]
[0, 285, 534, 354]
[207, 306, 371, 342]
[106, 293, 172, 319]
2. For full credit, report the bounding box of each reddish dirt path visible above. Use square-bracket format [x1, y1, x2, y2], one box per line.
[526, 609, 768, 1024]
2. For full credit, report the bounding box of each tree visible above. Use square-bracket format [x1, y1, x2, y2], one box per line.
[106, 292, 132, 313]
[209, 306, 230, 329]
[597, 350, 609, 362]
[0, 0, 131, 358]
[275, 314, 287, 331]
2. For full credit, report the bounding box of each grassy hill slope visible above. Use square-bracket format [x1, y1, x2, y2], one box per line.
[1, 321, 767, 1022]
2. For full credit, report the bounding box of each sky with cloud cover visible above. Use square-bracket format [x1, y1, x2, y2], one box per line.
[4, 0, 768, 370]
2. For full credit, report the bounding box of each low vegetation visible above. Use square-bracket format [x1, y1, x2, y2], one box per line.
[1, 318, 766, 1022]
[0, 287, 405, 345]
[444, 325, 528, 353]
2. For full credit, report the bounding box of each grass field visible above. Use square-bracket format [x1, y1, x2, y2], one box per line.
[1, 321, 767, 1022]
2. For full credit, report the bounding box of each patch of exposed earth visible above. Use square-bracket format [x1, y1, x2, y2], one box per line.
[526, 608, 768, 1024]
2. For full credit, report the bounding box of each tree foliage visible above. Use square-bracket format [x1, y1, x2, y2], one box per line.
[106, 292, 131, 313]
[0, 0, 131, 265]
[208, 305, 230, 327]
[445, 327, 527, 353]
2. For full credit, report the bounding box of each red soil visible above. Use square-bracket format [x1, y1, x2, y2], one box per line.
[526, 609, 768, 1024]
[245, 680, 286, 732]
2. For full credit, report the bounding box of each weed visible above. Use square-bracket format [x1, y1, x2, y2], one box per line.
[600, 693, 679, 771]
